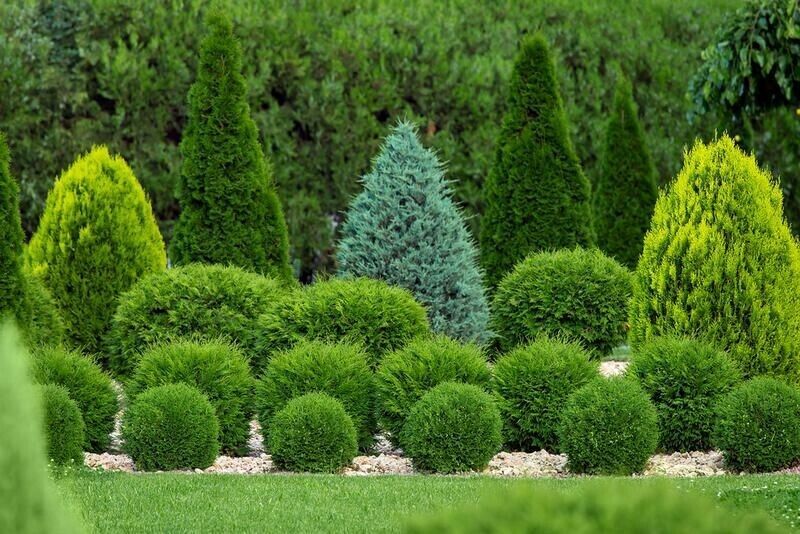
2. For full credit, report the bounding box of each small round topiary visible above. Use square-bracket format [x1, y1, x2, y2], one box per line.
[629, 336, 741, 452]
[126, 339, 254, 456]
[491, 248, 632, 356]
[39, 384, 85, 466]
[20, 273, 65, 347]
[30, 345, 118, 453]
[376, 336, 491, 445]
[268, 392, 358, 473]
[256, 340, 375, 450]
[713, 377, 800, 473]
[559, 378, 658, 475]
[401, 382, 502, 473]
[123, 383, 219, 471]
[492, 338, 598, 452]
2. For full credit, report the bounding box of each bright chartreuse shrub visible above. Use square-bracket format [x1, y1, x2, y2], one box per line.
[25, 146, 166, 356]
[29, 345, 117, 454]
[0, 132, 28, 324]
[401, 382, 502, 473]
[713, 377, 800, 473]
[629, 136, 800, 381]
[255, 340, 375, 450]
[106, 263, 286, 378]
[593, 76, 658, 268]
[491, 248, 632, 355]
[127, 339, 254, 456]
[268, 392, 358, 473]
[480, 35, 593, 288]
[492, 338, 598, 453]
[337, 122, 489, 343]
[38, 384, 85, 466]
[559, 378, 658, 475]
[629, 336, 741, 452]
[170, 11, 292, 282]
[123, 383, 219, 471]
[21, 273, 65, 347]
[376, 336, 491, 445]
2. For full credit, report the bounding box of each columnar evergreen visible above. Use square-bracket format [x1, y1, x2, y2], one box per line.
[0, 133, 28, 321]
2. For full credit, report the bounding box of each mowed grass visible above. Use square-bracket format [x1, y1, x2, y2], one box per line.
[57, 471, 800, 533]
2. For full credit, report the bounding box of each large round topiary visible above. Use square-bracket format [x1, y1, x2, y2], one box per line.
[20, 272, 64, 347]
[127, 339, 254, 456]
[629, 336, 741, 452]
[38, 384, 85, 466]
[559, 378, 658, 475]
[713, 377, 800, 473]
[106, 263, 287, 378]
[268, 392, 358, 473]
[29, 345, 117, 453]
[25, 145, 166, 355]
[376, 336, 491, 445]
[629, 136, 800, 381]
[491, 248, 632, 355]
[401, 382, 502, 473]
[492, 338, 598, 452]
[123, 383, 219, 471]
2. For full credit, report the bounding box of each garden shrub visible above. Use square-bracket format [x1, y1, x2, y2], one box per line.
[376, 336, 491, 444]
[401, 382, 502, 473]
[170, 11, 292, 282]
[106, 263, 287, 378]
[629, 336, 741, 452]
[29, 345, 117, 453]
[559, 378, 658, 475]
[127, 339, 254, 456]
[25, 146, 166, 355]
[338, 122, 489, 343]
[491, 248, 632, 355]
[255, 340, 375, 450]
[21, 273, 64, 347]
[268, 392, 358, 473]
[629, 136, 800, 381]
[713, 377, 800, 473]
[123, 383, 219, 471]
[492, 338, 598, 452]
[38, 384, 85, 466]
[0, 132, 28, 324]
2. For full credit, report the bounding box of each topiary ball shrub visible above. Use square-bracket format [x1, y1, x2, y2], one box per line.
[126, 339, 254, 456]
[268, 392, 358, 473]
[492, 338, 598, 452]
[29, 345, 117, 453]
[559, 378, 658, 475]
[713, 377, 800, 473]
[20, 273, 65, 347]
[107, 263, 288, 378]
[629, 336, 741, 452]
[123, 383, 219, 471]
[256, 340, 375, 450]
[39, 384, 85, 466]
[401, 382, 502, 473]
[376, 336, 491, 445]
[491, 248, 632, 356]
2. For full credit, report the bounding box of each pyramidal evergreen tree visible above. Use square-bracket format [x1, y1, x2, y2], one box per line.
[480, 35, 593, 288]
[593, 76, 658, 268]
[337, 122, 490, 343]
[170, 11, 292, 282]
[0, 133, 28, 321]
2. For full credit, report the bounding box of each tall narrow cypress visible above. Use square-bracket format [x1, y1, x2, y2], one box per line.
[0, 133, 27, 320]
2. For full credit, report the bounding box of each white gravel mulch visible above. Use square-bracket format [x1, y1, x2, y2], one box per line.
[485, 451, 568, 477]
[643, 451, 726, 477]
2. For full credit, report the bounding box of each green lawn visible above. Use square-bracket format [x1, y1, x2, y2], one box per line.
[57, 471, 800, 533]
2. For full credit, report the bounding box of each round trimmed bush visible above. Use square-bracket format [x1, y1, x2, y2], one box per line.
[401, 382, 502, 473]
[492, 338, 598, 452]
[256, 340, 375, 450]
[20, 273, 64, 347]
[123, 383, 219, 471]
[629, 336, 741, 452]
[559, 378, 658, 475]
[713, 377, 800, 473]
[29, 345, 117, 453]
[268, 392, 358, 473]
[376, 336, 491, 445]
[39, 384, 85, 466]
[491, 248, 632, 356]
[107, 263, 288, 378]
[127, 339, 254, 456]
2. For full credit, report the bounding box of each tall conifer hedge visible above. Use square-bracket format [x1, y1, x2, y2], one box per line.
[0, 133, 28, 322]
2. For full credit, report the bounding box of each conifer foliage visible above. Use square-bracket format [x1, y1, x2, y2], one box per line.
[0, 133, 28, 321]
[338, 122, 490, 343]
[480, 35, 593, 288]
[170, 11, 292, 282]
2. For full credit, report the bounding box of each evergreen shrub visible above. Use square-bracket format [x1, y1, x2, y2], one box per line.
[39, 384, 85, 466]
